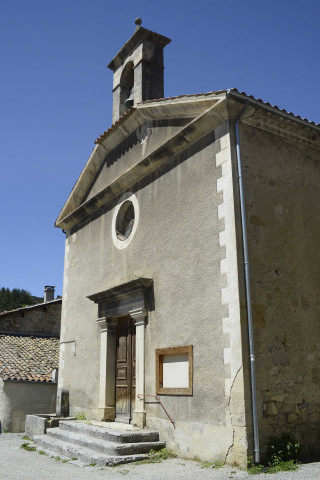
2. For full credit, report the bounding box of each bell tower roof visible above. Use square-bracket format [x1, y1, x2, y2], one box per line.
[107, 23, 171, 72]
[107, 20, 171, 124]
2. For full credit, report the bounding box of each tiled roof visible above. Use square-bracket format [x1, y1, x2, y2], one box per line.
[95, 107, 135, 144]
[0, 297, 62, 317]
[0, 335, 59, 382]
[229, 88, 319, 126]
[94, 88, 319, 144]
[139, 88, 320, 126]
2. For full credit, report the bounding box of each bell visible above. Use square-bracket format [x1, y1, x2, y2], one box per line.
[124, 88, 134, 110]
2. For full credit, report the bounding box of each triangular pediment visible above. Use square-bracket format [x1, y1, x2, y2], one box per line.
[55, 93, 228, 230]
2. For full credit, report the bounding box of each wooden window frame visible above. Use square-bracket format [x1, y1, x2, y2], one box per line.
[155, 345, 193, 396]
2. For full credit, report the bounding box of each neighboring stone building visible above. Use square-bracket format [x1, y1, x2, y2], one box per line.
[54, 21, 320, 465]
[0, 335, 59, 432]
[0, 286, 61, 337]
[0, 287, 61, 431]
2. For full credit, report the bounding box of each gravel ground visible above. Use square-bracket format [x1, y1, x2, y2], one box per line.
[1, 433, 320, 480]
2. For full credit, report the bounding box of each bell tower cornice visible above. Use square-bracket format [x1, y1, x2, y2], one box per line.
[107, 20, 171, 124]
[107, 22, 171, 72]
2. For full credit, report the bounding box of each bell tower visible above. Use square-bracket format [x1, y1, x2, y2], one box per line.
[107, 19, 171, 124]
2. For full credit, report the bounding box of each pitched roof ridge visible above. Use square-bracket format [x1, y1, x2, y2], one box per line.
[94, 88, 318, 146]
[0, 297, 62, 316]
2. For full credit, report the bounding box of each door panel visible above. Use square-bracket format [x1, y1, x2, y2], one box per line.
[131, 325, 136, 413]
[115, 317, 136, 421]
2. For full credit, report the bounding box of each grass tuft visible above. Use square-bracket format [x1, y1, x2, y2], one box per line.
[75, 411, 86, 420]
[21, 442, 36, 452]
[134, 448, 177, 465]
[200, 460, 224, 469]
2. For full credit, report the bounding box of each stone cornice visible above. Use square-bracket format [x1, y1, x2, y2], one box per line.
[129, 308, 147, 325]
[107, 26, 171, 72]
[55, 91, 320, 231]
[227, 92, 320, 150]
[88, 278, 153, 320]
[55, 96, 227, 230]
[88, 278, 153, 305]
[96, 317, 117, 333]
[243, 108, 320, 150]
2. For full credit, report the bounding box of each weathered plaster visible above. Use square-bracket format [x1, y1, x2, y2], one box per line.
[0, 380, 56, 432]
[57, 121, 243, 463]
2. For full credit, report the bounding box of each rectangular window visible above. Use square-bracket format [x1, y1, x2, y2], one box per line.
[155, 345, 193, 395]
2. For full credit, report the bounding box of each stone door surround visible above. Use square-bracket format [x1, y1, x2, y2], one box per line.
[87, 278, 153, 427]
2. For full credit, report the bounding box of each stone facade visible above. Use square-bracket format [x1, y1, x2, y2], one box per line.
[237, 122, 320, 459]
[0, 294, 61, 432]
[0, 300, 61, 337]
[55, 24, 320, 466]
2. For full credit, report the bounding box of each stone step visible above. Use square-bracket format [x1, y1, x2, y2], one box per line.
[58, 420, 160, 443]
[33, 434, 149, 466]
[33, 420, 165, 466]
[45, 427, 165, 455]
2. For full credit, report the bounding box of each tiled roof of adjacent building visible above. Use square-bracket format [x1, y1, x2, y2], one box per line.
[0, 335, 59, 382]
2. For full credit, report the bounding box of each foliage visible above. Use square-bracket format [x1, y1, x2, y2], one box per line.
[247, 462, 264, 475]
[267, 433, 301, 464]
[134, 448, 176, 464]
[267, 460, 298, 473]
[0, 287, 43, 312]
[150, 448, 177, 460]
[200, 460, 224, 469]
[21, 442, 36, 452]
[247, 433, 301, 475]
[75, 411, 86, 420]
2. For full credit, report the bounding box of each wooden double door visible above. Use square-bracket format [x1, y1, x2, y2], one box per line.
[115, 316, 136, 422]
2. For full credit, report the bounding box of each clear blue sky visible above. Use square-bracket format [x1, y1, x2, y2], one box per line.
[1, 0, 319, 298]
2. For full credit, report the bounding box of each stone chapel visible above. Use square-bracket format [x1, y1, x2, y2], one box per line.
[55, 20, 320, 464]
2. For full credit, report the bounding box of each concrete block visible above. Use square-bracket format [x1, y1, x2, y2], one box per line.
[25, 415, 47, 438]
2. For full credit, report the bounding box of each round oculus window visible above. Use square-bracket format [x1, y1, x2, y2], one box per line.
[115, 200, 135, 241]
[112, 192, 139, 250]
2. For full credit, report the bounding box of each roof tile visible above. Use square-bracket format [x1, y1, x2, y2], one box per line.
[0, 335, 59, 382]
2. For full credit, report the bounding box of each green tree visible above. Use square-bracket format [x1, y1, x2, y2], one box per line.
[0, 287, 44, 312]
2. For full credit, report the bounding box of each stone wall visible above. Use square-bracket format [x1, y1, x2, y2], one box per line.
[0, 301, 61, 336]
[240, 123, 320, 459]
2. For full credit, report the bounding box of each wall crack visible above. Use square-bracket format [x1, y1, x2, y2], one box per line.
[225, 364, 243, 464]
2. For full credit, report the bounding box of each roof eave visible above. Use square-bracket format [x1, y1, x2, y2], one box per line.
[0, 298, 62, 317]
[227, 89, 320, 131]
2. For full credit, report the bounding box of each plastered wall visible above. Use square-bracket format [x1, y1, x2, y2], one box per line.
[0, 380, 56, 432]
[59, 123, 248, 464]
